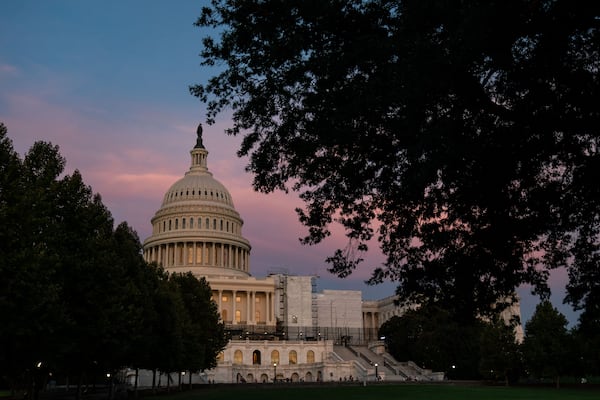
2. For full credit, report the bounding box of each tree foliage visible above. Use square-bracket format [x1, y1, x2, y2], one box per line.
[0, 124, 226, 395]
[170, 273, 227, 373]
[378, 305, 483, 379]
[193, 1, 600, 320]
[478, 317, 522, 385]
[521, 301, 571, 387]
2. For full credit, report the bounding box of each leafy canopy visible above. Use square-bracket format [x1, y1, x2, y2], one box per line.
[192, 1, 600, 320]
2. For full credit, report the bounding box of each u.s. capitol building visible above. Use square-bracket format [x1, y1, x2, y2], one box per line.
[135, 124, 520, 384]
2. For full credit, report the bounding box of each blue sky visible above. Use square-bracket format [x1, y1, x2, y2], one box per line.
[0, 1, 579, 327]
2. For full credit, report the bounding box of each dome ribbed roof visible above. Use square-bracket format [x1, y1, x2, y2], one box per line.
[161, 172, 235, 208]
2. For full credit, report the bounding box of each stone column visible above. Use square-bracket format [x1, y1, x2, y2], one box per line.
[183, 242, 187, 266]
[232, 290, 237, 324]
[218, 290, 223, 320]
[246, 291, 251, 325]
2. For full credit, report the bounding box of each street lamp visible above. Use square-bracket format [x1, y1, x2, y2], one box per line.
[374, 363, 378, 381]
[273, 362, 277, 383]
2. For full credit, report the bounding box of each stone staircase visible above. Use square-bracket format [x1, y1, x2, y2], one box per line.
[332, 343, 444, 382]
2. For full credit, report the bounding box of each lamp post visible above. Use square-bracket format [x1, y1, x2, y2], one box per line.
[374, 363, 378, 381]
[273, 362, 277, 383]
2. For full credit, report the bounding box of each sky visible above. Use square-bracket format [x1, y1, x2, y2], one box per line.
[1, 1, 579, 327]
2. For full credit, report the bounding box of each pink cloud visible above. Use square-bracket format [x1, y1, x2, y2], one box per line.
[0, 63, 19, 76]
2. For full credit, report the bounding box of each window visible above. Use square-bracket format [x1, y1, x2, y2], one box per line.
[271, 350, 279, 365]
[168, 220, 172, 230]
[289, 350, 297, 365]
[235, 310, 241, 323]
[220, 220, 223, 230]
[253, 350, 261, 365]
[307, 350, 315, 363]
[182, 218, 186, 229]
[213, 219, 217, 229]
[190, 218, 193, 228]
[222, 295, 228, 302]
[236, 296, 241, 303]
[234, 350, 243, 365]
[175, 219, 178, 229]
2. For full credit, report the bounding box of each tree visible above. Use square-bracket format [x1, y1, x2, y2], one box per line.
[378, 305, 483, 379]
[169, 273, 227, 381]
[0, 125, 228, 398]
[0, 131, 68, 396]
[193, 1, 600, 321]
[521, 301, 571, 388]
[479, 317, 521, 385]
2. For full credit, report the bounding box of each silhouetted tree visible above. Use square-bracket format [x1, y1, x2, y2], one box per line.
[379, 305, 483, 379]
[479, 317, 522, 385]
[169, 273, 227, 380]
[0, 124, 226, 397]
[193, 1, 600, 322]
[522, 301, 571, 388]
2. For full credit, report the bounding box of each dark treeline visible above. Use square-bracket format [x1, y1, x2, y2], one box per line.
[380, 301, 599, 388]
[0, 123, 227, 399]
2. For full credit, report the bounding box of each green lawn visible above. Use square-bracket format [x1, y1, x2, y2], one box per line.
[157, 384, 599, 400]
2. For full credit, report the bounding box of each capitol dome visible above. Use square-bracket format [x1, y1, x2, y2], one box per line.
[143, 123, 251, 278]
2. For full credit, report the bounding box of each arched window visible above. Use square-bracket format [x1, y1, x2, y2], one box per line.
[289, 350, 297, 365]
[235, 310, 241, 323]
[182, 218, 186, 229]
[271, 350, 279, 365]
[206, 218, 209, 228]
[307, 350, 315, 363]
[175, 219, 178, 229]
[234, 350, 243, 365]
[253, 350, 261, 365]
[222, 309, 228, 322]
[189, 218, 193, 228]
[213, 219, 217, 229]
[220, 220, 223, 230]
[168, 220, 172, 230]
[216, 352, 224, 362]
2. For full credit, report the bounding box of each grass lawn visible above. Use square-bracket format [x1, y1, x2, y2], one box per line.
[156, 384, 599, 400]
